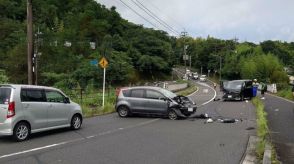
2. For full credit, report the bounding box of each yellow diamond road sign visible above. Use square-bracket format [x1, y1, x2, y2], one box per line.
[99, 57, 108, 68]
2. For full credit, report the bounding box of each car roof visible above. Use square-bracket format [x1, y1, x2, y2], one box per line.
[228, 79, 251, 82]
[121, 86, 164, 91]
[0, 84, 62, 91]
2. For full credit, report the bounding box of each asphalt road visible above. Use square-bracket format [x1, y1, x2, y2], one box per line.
[264, 93, 294, 164]
[0, 81, 256, 164]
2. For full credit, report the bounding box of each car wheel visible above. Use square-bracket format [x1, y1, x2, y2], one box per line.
[71, 115, 82, 130]
[13, 122, 30, 142]
[117, 106, 129, 117]
[168, 109, 178, 120]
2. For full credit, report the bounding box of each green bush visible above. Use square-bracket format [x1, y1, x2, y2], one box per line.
[0, 69, 9, 83]
[277, 87, 294, 101]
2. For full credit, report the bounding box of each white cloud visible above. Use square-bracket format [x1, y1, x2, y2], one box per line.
[97, 0, 294, 42]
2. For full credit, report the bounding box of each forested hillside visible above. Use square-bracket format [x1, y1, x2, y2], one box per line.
[1, 0, 293, 89]
[0, 0, 175, 88]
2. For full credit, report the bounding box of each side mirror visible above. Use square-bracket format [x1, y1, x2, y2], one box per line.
[64, 97, 70, 104]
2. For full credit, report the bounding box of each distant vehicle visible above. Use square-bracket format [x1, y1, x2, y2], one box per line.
[182, 74, 188, 80]
[192, 73, 199, 80]
[115, 86, 197, 120]
[222, 80, 253, 101]
[186, 69, 193, 78]
[199, 75, 207, 82]
[0, 84, 83, 141]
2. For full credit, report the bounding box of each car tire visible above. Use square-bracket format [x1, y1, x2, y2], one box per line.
[71, 114, 82, 130]
[168, 109, 178, 120]
[13, 122, 30, 142]
[117, 106, 129, 117]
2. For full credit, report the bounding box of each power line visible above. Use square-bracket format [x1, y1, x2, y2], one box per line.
[132, 0, 180, 35]
[116, 0, 160, 30]
[138, 0, 185, 32]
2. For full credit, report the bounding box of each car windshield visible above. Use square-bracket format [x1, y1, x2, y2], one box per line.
[226, 81, 243, 90]
[159, 88, 177, 98]
[0, 88, 11, 104]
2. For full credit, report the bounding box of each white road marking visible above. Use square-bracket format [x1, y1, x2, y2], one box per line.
[0, 119, 159, 160]
[197, 82, 217, 107]
[86, 135, 95, 139]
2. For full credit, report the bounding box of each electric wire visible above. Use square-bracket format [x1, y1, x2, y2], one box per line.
[132, 0, 180, 35]
[137, 0, 184, 32]
[116, 0, 160, 30]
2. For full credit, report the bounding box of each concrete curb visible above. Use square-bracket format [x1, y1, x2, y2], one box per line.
[240, 136, 273, 164]
[263, 143, 272, 164]
[241, 136, 259, 164]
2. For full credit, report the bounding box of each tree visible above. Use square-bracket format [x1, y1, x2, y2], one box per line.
[0, 69, 9, 83]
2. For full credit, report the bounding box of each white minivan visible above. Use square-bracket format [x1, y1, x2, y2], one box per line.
[0, 84, 83, 141]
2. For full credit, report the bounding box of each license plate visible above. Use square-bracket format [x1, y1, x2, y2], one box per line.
[188, 108, 193, 112]
[228, 95, 232, 98]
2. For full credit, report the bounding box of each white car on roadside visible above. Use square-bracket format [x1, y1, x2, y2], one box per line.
[199, 75, 207, 82]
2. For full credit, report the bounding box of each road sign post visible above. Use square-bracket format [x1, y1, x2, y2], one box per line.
[99, 57, 108, 108]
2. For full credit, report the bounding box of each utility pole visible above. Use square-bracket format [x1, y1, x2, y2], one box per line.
[27, 0, 34, 85]
[219, 55, 222, 81]
[181, 31, 188, 71]
[189, 55, 191, 70]
[34, 27, 42, 85]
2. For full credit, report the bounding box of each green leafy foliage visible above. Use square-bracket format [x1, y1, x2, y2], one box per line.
[1, 0, 174, 89]
[0, 69, 9, 83]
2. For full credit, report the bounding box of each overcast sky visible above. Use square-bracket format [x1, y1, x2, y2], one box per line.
[97, 0, 294, 43]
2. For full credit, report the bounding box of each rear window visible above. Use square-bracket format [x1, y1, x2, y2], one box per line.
[0, 88, 11, 104]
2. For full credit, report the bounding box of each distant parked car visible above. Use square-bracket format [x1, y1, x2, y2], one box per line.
[182, 74, 188, 80]
[0, 84, 83, 141]
[115, 86, 197, 120]
[199, 75, 207, 82]
[222, 80, 253, 101]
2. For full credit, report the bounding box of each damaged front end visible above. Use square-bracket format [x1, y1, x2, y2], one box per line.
[169, 95, 197, 117]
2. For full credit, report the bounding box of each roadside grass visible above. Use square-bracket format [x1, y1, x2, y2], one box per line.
[252, 97, 268, 159]
[68, 89, 116, 118]
[207, 76, 219, 83]
[175, 82, 198, 96]
[252, 98, 279, 163]
[276, 87, 294, 101]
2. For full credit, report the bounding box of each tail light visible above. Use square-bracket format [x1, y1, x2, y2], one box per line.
[7, 101, 15, 118]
